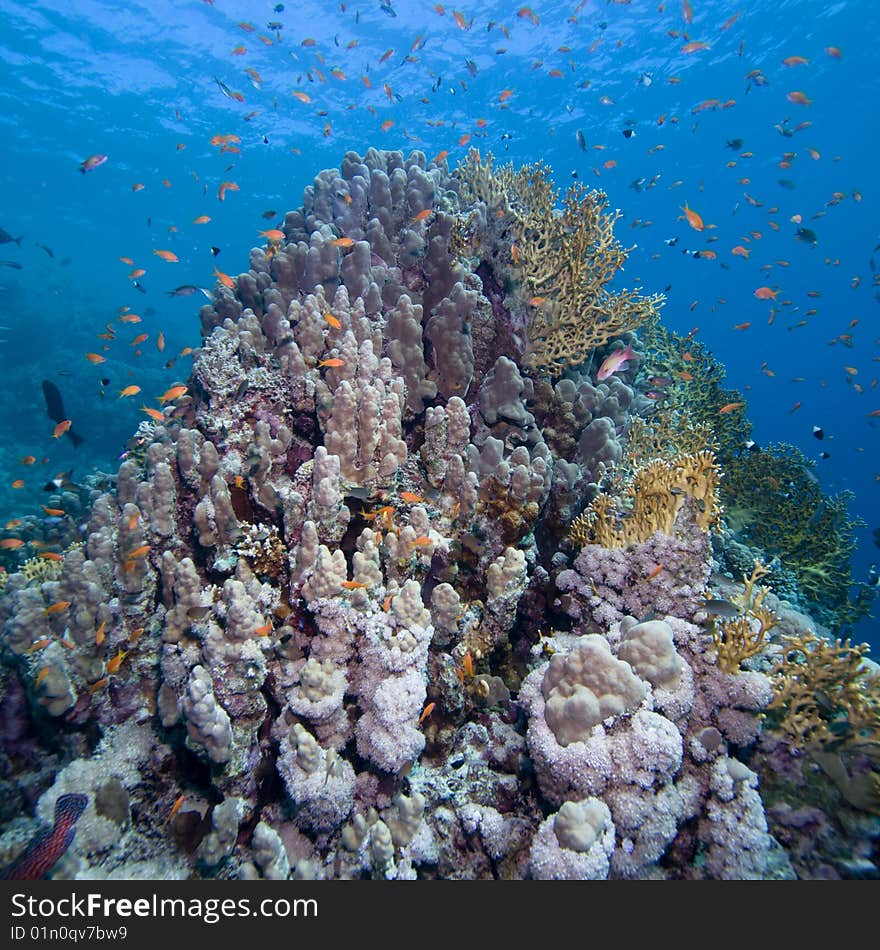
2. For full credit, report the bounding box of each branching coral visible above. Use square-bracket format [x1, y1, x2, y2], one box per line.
[708, 562, 779, 673]
[638, 316, 750, 464]
[720, 442, 872, 628]
[768, 633, 880, 756]
[454, 149, 664, 375]
[569, 450, 722, 548]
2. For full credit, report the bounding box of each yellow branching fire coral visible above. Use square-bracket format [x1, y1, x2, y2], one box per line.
[767, 632, 880, 813]
[454, 149, 664, 375]
[568, 449, 722, 548]
[622, 414, 718, 473]
[709, 561, 779, 673]
[768, 632, 880, 755]
[22, 555, 63, 585]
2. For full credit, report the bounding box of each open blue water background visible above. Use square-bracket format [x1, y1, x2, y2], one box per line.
[0, 0, 877, 646]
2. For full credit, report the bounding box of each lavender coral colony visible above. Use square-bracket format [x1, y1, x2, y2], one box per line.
[0, 148, 877, 881]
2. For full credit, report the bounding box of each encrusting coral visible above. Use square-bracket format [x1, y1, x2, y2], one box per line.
[0, 147, 876, 881]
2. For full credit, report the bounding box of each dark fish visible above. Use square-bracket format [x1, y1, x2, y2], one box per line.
[0, 260, 23, 269]
[267, 21, 282, 30]
[274, 3, 284, 10]
[622, 128, 636, 139]
[0, 793, 88, 880]
[44, 470, 77, 492]
[701, 598, 742, 619]
[576, 129, 587, 151]
[167, 284, 211, 298]
[777, 178, 796, 190]
[0, 228, 22, 246]
[796, 226, 818, 246]
[726, 138, 744, 150]
[132, 280, 147, 293]
[41, 380, 83, 448]
[818, 451, 830, 459]
[465, 59, 478, 77]
[210, 246, 221, 257]
[262, 209, 278, 219]
[380, 0, 396, 16]
[36, 243, 54, 258]
[812, 425, 824, 440]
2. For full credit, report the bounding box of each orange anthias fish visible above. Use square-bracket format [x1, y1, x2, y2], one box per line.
[141, 406, 165, 422]
[214, 267, 235, 289]
[52, 420, 72, 439]
[753, 286, 779, 300]
[719, 401, 745, 414]
[43, 601, 71, 616]
[318, 357, 345, 368]
[597, 343, 637, 381]
[85, 352, 106, 364]
[411, 209, 433, 223]
[681, 203, 704, 231]
[786, 90, 812, 105]
[106, 650, 129, 676]
[118, 385, 141, 398]
[329, 237, 355, 247]
[418, 702, 437, 725]
[153, 249, 179, 263]
[259, 229, 285, 242]
[399, 491, 425, 504]
[159, 385, 188, 404]
[162, 795, 186, 832]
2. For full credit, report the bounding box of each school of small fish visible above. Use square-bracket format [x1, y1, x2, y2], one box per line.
[0, 1, 877, 599]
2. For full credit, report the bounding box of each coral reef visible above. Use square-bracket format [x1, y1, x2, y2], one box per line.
[0, 147, 876, 881]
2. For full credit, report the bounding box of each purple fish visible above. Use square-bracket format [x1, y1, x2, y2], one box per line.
[1, 793, 88, 879]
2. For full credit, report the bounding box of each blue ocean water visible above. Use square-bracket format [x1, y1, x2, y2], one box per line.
[0, 0, 877, 646]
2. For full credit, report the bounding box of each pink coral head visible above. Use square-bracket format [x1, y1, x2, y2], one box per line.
[597, 343, 637, 381]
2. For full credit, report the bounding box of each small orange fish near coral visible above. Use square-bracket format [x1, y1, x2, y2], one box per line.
[254, 622, 272, 637]
[324, 313, 341, 329]
[53, 420, 72, 439]
[259, 229, 285, 241]
[43, 601, 71, 616]
[41, 507, 65, 517]
[418, 702, 436, 725]
[214, 267, 235, 289]
[162, 795, 186, 832]
[329, 237, 355, 247]
[118, 385, 141, 398]
[158, 385, 188, 404]
[106, 649, 129, 675]
[342, 580, 369, 589]
[718, 402, 745, 414]
[318, 357, 345, 368]
[411, 209, 433, 223]
[399, 491, 425, 504]
[141, 406, 165, 422]
[0, 538, 25, 549]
